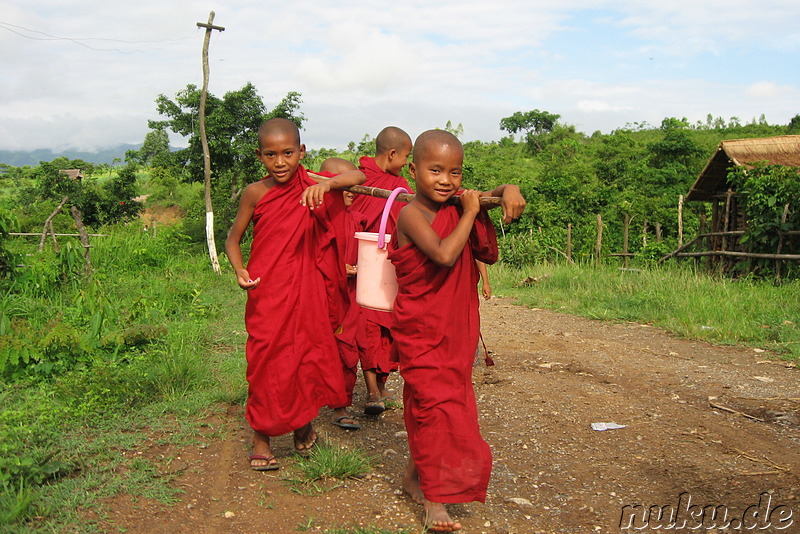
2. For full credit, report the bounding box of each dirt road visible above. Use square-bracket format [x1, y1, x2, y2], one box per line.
[96, 298, 800, 533]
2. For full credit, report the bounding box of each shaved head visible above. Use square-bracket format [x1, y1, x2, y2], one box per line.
[258, 117, 301, 148]
[412, 130, 463, 164]
[319, 157, 357, 174]
[375, 126, 412, 155]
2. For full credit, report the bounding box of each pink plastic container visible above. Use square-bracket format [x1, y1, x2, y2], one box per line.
[354, 187, 410, 311]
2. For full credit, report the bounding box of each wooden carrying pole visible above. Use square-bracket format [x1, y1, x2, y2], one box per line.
[307, 173, 502, 207]
[197, 11, 225, 274]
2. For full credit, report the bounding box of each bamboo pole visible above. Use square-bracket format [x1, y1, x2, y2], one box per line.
[307, 173, 503, 206]
[12, 232, 108, 237]
[676, 251, 800, 260]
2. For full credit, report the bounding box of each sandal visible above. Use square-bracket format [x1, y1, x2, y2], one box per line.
[331, 415, 361, 430]
[249, 454, 279, 471]
[364, 399, 386, 415]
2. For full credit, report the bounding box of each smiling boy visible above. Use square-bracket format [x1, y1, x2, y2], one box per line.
[389, 129, 525, 531]
[225, 118, 365, 470]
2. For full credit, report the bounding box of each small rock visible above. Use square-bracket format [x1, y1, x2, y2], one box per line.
[223, 511, 235, 519]
[383, 449, 398, 455]
[394, 431, 408, 438]
[505, 497, 533, 507]
[752, 376, 775, 383]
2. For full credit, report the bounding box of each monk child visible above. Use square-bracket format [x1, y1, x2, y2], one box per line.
[225, 118, 365, 471]
[349, 126, 414, 415]
[388, 130, 525, 531]
[318, 157, 367, 431]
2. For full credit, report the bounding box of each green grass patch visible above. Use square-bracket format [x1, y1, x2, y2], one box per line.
[286, 442, 373, 496]
[489, 261, 800, 360]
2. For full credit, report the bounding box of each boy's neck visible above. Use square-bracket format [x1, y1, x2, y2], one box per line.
[372, 153, 393, 174]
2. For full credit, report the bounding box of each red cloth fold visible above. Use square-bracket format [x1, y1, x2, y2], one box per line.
[244, 165, 347, 435]
[389, 205, 498, 503]
[350, 156, 412, 373]
[334, 207, 368, 406]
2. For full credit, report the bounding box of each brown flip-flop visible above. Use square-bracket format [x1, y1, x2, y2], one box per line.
[249, 454, 279, 471]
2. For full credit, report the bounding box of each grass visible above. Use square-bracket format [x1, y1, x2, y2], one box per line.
[3, 192, 799, 532]
[286, 441, 374, 496]
[488, 261, 800, 360]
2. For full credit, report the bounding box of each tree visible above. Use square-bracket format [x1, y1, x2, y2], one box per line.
[499, 109, 561, 153]
[147, 83, 305, 195]
[443, 120, 464, 139]
[788, 114, 800, 134]
[138, 127, 172, 168]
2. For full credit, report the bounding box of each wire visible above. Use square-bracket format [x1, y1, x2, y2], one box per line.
[0, 20, 197, 53]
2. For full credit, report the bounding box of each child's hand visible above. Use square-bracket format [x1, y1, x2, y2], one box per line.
[500, 185, 526, 224]
[460, 189, 481, 215]
[481, 280, 492, 300]
[346, 264, 358, 276]
[236, 268, 261, 290]
[301, 182, 331, 210]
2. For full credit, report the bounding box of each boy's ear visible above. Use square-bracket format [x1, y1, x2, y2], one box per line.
[299, 144, 307, 159]
[408, 162, 417, 180]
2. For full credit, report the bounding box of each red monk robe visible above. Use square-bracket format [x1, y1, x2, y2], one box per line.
[244, 165, 348, 436]
[349, 156, 412, 375]
[334, 205, 368, 405]
[389, 205, 498, 503]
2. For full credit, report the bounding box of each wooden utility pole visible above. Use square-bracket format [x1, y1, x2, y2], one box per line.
[197, 11, 225, 274]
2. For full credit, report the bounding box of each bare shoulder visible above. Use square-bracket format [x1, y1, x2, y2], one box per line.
[242, 179, 271, 205]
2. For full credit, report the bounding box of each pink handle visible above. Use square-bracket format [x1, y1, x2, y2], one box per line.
[377, 186, 411, 248]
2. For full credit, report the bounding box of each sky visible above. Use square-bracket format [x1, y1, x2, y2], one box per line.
[1, 0, 799, 153]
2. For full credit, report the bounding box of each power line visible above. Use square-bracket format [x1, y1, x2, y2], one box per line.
[0, 20, 197, 53]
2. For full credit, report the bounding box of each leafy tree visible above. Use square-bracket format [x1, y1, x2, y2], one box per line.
[443, 120, 464, 138]
[131, 127, 172, 168]
[728, 163, 800, 275]
[147, 83, 305, 196]
[0, 208, 19, 277]
[500, 109, 561, 153]
[788, 114, 800, 134]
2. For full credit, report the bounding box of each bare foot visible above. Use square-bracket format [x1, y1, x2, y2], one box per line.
[423, 500, 461, 532]
[250, 431, 277, 470]
[403, 458, 424, 504]
[293, 422, 317, 452]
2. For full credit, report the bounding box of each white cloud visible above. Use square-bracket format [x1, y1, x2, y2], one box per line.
[1, 0, 799, 152]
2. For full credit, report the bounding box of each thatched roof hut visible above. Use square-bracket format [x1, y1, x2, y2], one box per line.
[662, 135, 800, 275]
[686, 135, 800, 201]
[58, 169, 84, 181]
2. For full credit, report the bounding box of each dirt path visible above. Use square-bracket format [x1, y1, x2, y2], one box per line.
[96, 299, 800, 533]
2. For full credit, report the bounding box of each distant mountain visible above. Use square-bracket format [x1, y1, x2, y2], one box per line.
[0, 144, 142, 167]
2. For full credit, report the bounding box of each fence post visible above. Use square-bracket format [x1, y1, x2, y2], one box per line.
[678, 194, 684, 248]
[566, 223, 572, 263]
[595, 214, 603, 266]
[622, 213, 630, 268]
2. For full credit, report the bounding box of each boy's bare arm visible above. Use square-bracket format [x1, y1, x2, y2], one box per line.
[225, 184, 263, 290]
[476, 260, 492, 299]
[397, 190, 481, 268]
[480, 184, 526, 223]
[303, 170, 366, 210]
